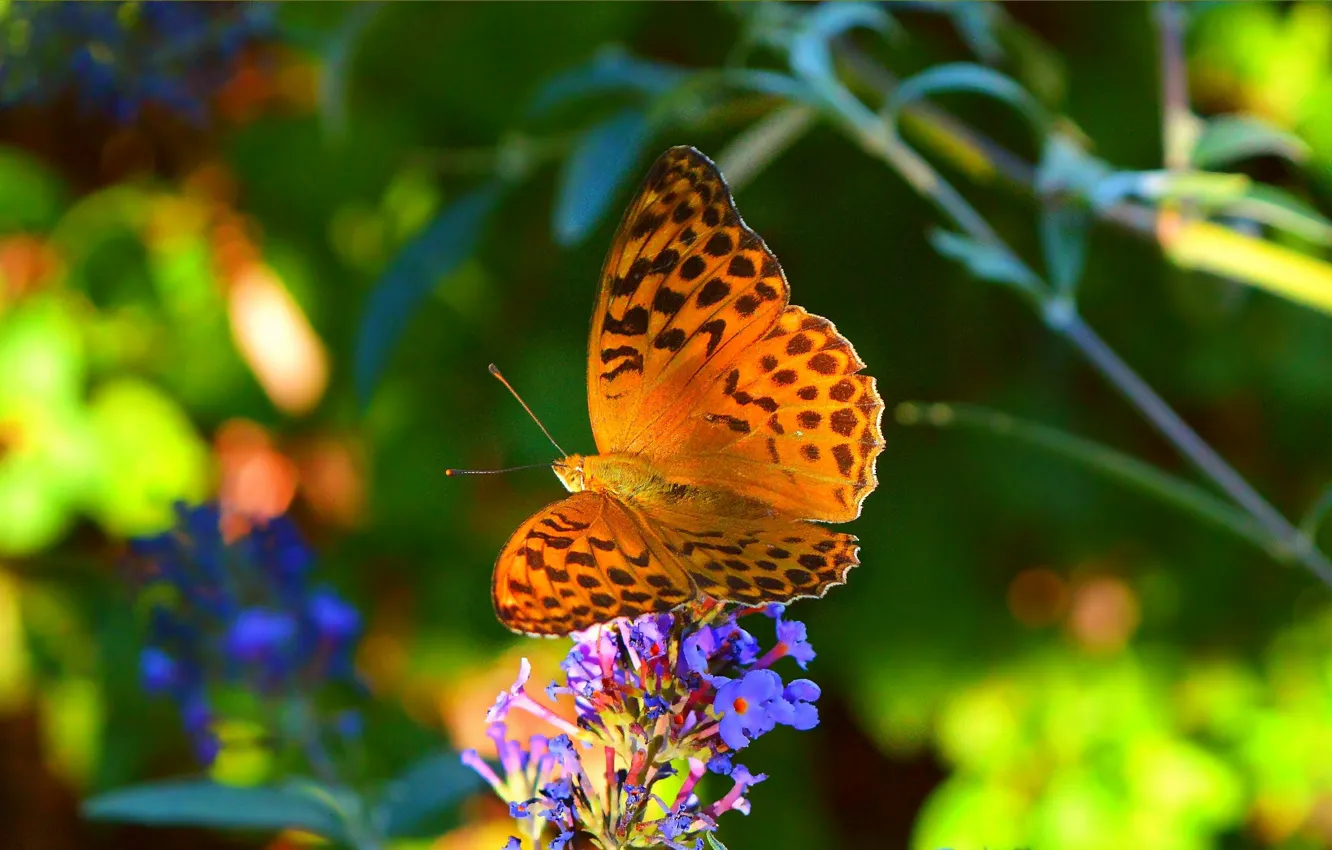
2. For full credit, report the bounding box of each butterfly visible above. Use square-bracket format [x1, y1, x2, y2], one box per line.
[490, 146, 884, 636]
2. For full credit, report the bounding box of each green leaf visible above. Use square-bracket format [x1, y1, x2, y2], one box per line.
[895, 402, 1274, 556]
[1219, 183, 1332, 245]
[529, 46, 688, 117]
[375, 751, 482, 838]
[885, 63, 1050, 141]
[82, 780, 349, 840]
[929, 229, 1042, 294]
[1192, 114, 1310, 169]
[354, 181, 502, 406]
[552, 108, 652, 247]
[705, 832, 731, 850]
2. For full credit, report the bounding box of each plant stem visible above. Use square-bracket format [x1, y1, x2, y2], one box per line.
[1054, 312, 1332, 582]
[1157, 1, 1192, 172]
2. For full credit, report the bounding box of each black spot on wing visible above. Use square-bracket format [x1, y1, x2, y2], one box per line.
[603, 306, 649, 336]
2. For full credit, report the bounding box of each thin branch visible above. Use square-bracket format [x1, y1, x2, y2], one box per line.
[835, 40, 1158, 237]
[1056, 313, 1332, 581]
[1157, 2, 1192, 172]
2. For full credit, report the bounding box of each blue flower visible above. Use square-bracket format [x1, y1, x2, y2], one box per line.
[503, 839, 521, 850]
[129, 502, 364, 768]
[549, 832, 575, 850]
[226, 608, 297, 665]
[783, 679, 820, 731]
[774, 616, 816, 669]
[713, 669, 792, 749]
[139, 647, 178, 694]
[707, 752, 733, 775]
[308, 588, 361, 643]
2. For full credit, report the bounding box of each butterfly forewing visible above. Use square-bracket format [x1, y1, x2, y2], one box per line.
[493, 491, 694, 635]
[589, 146, 790, 456]
[657, 305, 885, 521]
[589, 147, 885, 523]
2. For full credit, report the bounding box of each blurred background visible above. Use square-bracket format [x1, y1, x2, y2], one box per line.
[2, 2, 1332, 849]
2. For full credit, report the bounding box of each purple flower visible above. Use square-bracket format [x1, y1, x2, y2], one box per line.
[487, 658, 532, 723]
[549, 832, 575, 850]
[774, 616, 816, 669]
[783, 679, 820, 731]
[549, 734, 575, 758]
[503, 839, 521, 850]
[713, 669, 792, 749]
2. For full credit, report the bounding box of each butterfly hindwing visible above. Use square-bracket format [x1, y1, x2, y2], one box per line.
[493, 491, 694, 635]
[589, 146, 790, 456]
[646, 507, 861, 606]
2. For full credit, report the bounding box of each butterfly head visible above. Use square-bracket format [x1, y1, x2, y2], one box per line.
[553, 455, 586, 493]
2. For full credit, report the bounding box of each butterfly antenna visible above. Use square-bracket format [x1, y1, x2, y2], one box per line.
[487, 363, 568, 456]
[445, 462, 550, 477]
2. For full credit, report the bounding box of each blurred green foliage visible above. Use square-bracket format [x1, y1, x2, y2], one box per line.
[3, 3, 1332, 849]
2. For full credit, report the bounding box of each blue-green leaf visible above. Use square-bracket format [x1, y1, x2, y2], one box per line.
[553, 108, 652, 247]
[354, 181, 502, 406]
[529, 46, 688, 117]
[375, 751, 483, 838]
[1039, 204, 1089, 297]
[317, 4, 382, 141]
[929, 229, 1042, 293]
[1192, 114, 1310, 169]
[719, 68, 819, 105]
[82, 780, 348, 840]
[886, 63, 1050, 141]
[945, 1, 1004, 63]
[790, 3, 893, 91]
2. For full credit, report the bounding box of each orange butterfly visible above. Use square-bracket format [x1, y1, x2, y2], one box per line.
[489, 146, 884, 636]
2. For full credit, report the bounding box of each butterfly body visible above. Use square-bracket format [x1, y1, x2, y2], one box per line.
[488, 146, 885, 636]
[556, 452, 779, 520]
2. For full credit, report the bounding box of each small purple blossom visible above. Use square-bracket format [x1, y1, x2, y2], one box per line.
[784, 679, 821, 730]
[465, 601, 823, 849]
[713, 669, 790, 750]
[774, 616, 816, 669]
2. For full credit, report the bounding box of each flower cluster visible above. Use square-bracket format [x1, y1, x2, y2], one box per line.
[0, 1, 276, 122]
[464, 601, 821, 849]
[129, 502, 362, 765]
